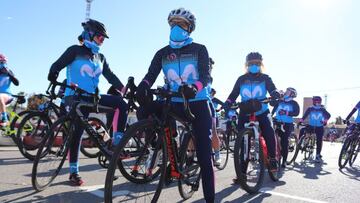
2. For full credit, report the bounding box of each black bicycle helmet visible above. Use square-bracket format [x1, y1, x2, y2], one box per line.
[312, 96, 322, 105]
[82, 19, 109, 38]
[246, 52, 263, 63]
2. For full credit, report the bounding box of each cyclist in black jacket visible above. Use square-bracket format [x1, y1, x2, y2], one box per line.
[47, 19, 128, 186]
[135, 8, 215, 203]
[224, 52, 281, 182]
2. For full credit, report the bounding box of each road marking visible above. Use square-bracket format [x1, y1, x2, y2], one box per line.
[79, 184, 130, 198]
[259, 187, 328, 203]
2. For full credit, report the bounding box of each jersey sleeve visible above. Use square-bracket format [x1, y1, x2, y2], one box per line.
[101, 54, 124, 90]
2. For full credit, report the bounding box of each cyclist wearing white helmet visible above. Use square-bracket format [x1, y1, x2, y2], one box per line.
[0, 54, 19, 128]
[135, 8, 215, 202]
[271, 87, 300, 167]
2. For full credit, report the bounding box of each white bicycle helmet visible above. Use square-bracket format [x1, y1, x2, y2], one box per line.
[168, 8, 196, 32]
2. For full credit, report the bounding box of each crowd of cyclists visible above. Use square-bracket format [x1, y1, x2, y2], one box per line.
[1, 7, 359, 203]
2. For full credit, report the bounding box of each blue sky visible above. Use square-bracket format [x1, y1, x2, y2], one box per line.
[1, 0, 359, 120]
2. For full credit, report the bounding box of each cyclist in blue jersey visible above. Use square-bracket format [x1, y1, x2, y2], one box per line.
[299, 96, 331, 163]
[135, 8, 215, 203]
[224, 52, 281, 182]
[344, 100, 360, 125]
[47, 19, 128, 186]
[0, 54, 19, 128]
[271, 87, 300, 167]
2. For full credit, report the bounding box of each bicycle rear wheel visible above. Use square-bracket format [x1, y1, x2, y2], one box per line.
[80, 117, 109, 158]
[338, 137, 352, 169]
[215, 129, 229, 170]
[178, 132, 201, 200]
[31, 116, 71, 191]
[234, 129, 265, 194]
[9, 110, 32, 144]
[286, 133, 298, 165]
[104, 119, 167, 203]
[16, 111, 52, 161]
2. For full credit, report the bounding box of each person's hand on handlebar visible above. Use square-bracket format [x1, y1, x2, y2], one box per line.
[47, 71, 58, 82]
[135, 81, 152, 106]
[179, 84, 197, 100]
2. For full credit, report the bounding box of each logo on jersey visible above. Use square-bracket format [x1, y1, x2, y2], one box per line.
[166, 64, 197, 85]
[167, 53, 177, 61]
[0, 77, 9, 86]
[310, 112, 324, 121]
[80, 64, 102, 78]
[278, 104, 291, 112]
[240, 82, 266, 100]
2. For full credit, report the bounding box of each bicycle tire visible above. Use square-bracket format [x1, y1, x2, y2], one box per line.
[234, 129, 265, 194]
[338, 137, 352, 169]
[31, 116, 71, 191]
[104, 119, 167, 203]
[304, 136, 315, 160]
[116, 119, 162, 184]
[9, 110, 33, 145]
[286, 133, 298, 165]
[269, 135, 281, 182]
[349, 139, 360, 167]
[16, 111, 52, 161]
[80, 117, 108, 158]
[178, 132, 201, 200]
[215, 129, 229, 170]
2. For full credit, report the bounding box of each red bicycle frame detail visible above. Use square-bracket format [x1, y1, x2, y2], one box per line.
[165, 127, 180, 178]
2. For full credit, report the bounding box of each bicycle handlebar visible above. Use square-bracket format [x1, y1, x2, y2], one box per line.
[49, 81, 100, 112]
[149, 87, 195, 121]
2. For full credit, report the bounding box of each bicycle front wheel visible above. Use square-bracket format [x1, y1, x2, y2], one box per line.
[16, 111, 52, 161]
[338, 137, 352, 169]
[349, 139, 360, 166]
[286, 133, 299, 165]
[104, 119, 167, 203]
[215, 129, 229, 170]
[31, 116, 71, 191]
[178, 132, 201, 200]
[234, 129, 265, 194]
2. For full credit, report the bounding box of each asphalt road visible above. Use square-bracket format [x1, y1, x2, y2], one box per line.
[0, 141, 359, 203]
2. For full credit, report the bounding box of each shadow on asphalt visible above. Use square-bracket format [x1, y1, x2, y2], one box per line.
[2, 187, 103, 203]
[23, 163, 105, 177]
[0, 156, 32, 165]
[338, 164, 360, 181]
[287, 160, 332, 179]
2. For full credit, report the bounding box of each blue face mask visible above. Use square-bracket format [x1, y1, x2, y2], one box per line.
[248, 64, 260, 74]
[284, 95, 292, 101]
[170, 25, 189, 42]
[84, 40, 100, 54]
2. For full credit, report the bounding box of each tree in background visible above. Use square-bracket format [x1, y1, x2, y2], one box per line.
[27, 94, 48, 110]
